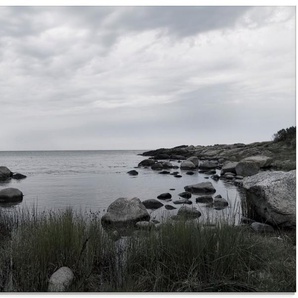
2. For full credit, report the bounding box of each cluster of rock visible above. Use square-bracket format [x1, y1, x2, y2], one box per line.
[0, 166, 26, 204]
[136, 143, 296, 230]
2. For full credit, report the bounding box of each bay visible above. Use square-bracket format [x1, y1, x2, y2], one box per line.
[0, 150, 245, 224]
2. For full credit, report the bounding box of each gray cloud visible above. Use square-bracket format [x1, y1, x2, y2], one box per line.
[0, 6, 295, 150]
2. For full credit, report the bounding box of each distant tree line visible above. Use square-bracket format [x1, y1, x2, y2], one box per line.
[273, 126, 296, 143]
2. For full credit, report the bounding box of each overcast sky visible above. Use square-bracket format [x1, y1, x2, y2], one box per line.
[0, 6, 295, 150]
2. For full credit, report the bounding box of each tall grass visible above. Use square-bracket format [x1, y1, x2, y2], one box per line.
[0, 207, 296, 292]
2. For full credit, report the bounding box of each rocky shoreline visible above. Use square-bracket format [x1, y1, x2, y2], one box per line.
[103, 139, 296, 233]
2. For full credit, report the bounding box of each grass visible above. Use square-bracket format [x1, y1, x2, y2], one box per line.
[0, 207, 296, 292]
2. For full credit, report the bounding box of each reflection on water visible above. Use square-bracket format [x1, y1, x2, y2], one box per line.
[0, 151, 245, 225]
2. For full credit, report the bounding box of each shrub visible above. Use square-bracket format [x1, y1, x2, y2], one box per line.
[273, 126, 296, 143]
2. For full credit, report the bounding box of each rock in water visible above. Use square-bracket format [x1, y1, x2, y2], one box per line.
[127, 170, 138, 176]
[0, 166, 12, 180]
[48, 267, 74, 292]
[0, 188, 23, 203]
[157, 193, 172, 200]
[184, 182, 216, 194]
[177, 206, 201, 219]
[101, 197, 150, 226]
[243, 170, 296, 228]
[12, 173, 27, 180]
[142, 199, 164, 209]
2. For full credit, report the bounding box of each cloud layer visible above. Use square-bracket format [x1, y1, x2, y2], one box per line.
[0, 6, 295, 150]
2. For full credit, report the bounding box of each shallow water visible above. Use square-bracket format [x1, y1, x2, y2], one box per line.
[0, 150, 245, 224]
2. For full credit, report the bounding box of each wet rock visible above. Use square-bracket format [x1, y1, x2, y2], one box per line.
[12, 173, 27, 180]
[157, 193, 172, 200]
[48, 267, 74, 292]
[196, 195, 213, 204]
[142, 199, 164, 209]
[186, 171, 195, 175]
[178, 191, 192, 199]
[0, 166, 12, 180]
[127, 170, 138, 176]
[0, 188, 23, 203]
[151, 163, 164, 170]
[243, 170, 296, 228]
[211, 174, 220, 181]
[199, 160, 218, 170]
[173, 198, 192, 205]
[170, 171, 179, 175]
[138, 159, 156, 167]
[101, 197, 150, 226]
[159, 170, 171, 174]
[174, 175, 182, 178]
[205, 170, 216, 175]
[161, 161, 174, 169]
[251, 222, 275, 233]
[184, 182, 216, 194]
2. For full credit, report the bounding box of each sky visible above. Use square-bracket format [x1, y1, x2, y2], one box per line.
[0, 5, 295, 150]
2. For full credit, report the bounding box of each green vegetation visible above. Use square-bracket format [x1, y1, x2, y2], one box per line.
[0, 208, 296, 292]
[273, 126, 296, 145]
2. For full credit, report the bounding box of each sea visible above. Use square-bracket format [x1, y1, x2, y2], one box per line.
[0, 150, 245, 225]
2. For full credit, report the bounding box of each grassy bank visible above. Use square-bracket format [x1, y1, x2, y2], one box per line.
[0, 207, 295, 292]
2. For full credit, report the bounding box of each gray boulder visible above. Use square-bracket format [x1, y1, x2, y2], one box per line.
[186, 156, 199, 167]
[101, 197, 150, 226]
[151, 163, 164, 170]
[142, 199, 163, 209]
[243, 170, 296, 228]
[180, 160, 196, 170]
[242, 155, 273, 168]
[173, 198, 192, 205]
[48, 267, 74, 292]
[0, 166, 12, 180]
[184, 182, 216, 194]
[0, 188, 23, 203]
[138, 159, 156, 167]
[213, 196, 229, 210]
[220, 162, 238, 175]
[178, 191, 192, 199]
[235, 160, 260, 177]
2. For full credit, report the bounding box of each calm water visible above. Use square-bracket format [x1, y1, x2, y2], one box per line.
[0, 151, 244, 224]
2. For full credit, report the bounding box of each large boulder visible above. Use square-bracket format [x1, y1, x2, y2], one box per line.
[235, 160, 260, 177]
[180, 160, 196, 170]
[184, 182, 216, 194]
[0, 188, 23, 203]
[0, 166, 12, 180]
[48, 267, 74, 292]
[186, 156, 199, 167]
[138, 159, 156, 167]
[101, 197, 150, 226]
[243, 170, 296, 228]
[242, 155, 273, 168]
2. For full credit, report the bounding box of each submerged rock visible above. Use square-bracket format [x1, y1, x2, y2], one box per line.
[12, 173, 27, 180]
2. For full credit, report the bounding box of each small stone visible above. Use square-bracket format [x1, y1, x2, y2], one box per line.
[48, 267, 74, 292]
[157, 193, 172, 200]
[127, 170, 138, 176]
